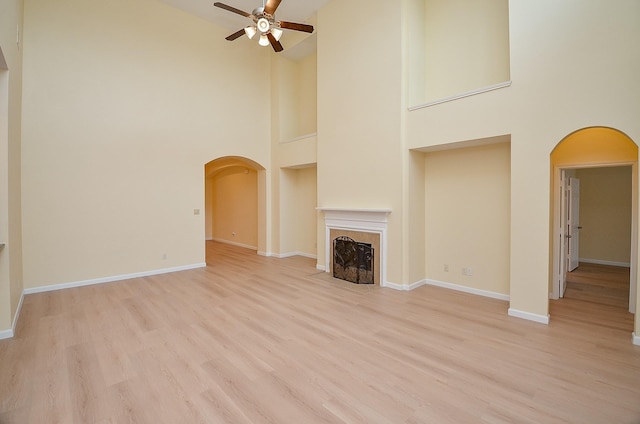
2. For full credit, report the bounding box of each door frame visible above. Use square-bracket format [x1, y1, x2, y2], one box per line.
[567, 176, 581, 273]
[551, 162, 637, 313]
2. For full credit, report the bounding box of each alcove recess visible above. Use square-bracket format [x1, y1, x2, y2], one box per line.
[406, 0, 511, 107]
[271, 32, 317, 143]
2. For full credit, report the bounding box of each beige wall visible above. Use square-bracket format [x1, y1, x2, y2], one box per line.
[21, 0, 271, 288]
[211, 167, 258, 248]
[270, 47, 318, 258]
[317, 0, 404, 283]
[406, 1, 640, 324]
[425, 142, 511, 295]
[279, 166, 317, 257]
[420, 0, 510, 103]
[272, 53, 317, 142]
[0, 0, 24, 334]
[576, 166, 632, 265]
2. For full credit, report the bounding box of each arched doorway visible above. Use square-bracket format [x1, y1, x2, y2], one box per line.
[204, 156, 267, 259]
[550, 127, 638, 316]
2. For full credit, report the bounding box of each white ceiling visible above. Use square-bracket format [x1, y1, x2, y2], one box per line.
[159, 0, 329, 59]
[160, 0, 328, 31]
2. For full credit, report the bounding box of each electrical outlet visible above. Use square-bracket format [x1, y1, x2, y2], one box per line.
[462, 267, 473, 276]
[444, 264, 449, 272]
[162, 253, 167, 260]
[232, 232, 236, 237]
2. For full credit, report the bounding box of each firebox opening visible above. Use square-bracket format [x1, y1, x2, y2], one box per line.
[333, 236, 374, 284]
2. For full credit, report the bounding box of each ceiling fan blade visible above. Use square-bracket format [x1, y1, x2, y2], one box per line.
[264, 0, 282, 16]
[267, 32, 283, 52]
[213, 2, 251, 18]
[225, 28, 246, 41]
[279, 21, 314, 33]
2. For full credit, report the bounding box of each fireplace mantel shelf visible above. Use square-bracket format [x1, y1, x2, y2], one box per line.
[317, 208, 391, 214]
[318, 208, 391, 224]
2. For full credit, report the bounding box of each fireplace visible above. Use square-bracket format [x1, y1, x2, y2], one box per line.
[333, 236, 374, 284]
[318, 208, 391, 287]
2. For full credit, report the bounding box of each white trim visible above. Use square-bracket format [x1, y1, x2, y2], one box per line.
[257, 251, 270, 257]
[508, 308, 550, 325]
[408, 81, 511, 111]
[0, 290, 26, 340]
[318, 208, 391, 287]
[317, 208, 392, 220]
[383, 280, 426, 291]
[23, 263, 206, 295]
[273, 251, 317, 259]
[579, 258, 631, 268]
[425, 279, 510, 301]
[316, 264, 326, 271]
[280, 132, 317, 144]
[633, 332, 640, 346]
[12, 290, 24, 334]
[211, 238, 257, 251]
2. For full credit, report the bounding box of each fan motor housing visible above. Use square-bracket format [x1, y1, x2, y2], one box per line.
[256, 17, 270, 33]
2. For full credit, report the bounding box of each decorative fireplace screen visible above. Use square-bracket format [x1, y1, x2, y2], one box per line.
[333, 236, 374, 284]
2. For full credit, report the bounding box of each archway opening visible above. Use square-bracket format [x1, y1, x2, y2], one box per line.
[204, 156, 267, 261]
[550, 127, 638, 328]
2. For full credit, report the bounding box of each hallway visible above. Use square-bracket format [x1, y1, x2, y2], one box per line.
[551, 262, 634, 333]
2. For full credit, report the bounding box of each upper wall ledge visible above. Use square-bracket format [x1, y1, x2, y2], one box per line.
[408, 80, 512, 111]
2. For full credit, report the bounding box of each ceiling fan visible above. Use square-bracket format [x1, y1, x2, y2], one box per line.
[213, 0, 314, 52]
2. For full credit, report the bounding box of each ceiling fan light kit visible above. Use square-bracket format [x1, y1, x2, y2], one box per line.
[213, 0, 315, 52]
[244, 26, 257, 39]
[271, 27, 283, 41]
[258, 34, 270, 46]
[256, 17, 270, 33]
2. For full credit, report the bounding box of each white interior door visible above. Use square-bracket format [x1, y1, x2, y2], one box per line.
[567, 177, 581, 272]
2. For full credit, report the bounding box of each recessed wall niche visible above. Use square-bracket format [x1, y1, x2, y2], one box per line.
[407, 0, 510, 106]
[272, 35, 317, 142]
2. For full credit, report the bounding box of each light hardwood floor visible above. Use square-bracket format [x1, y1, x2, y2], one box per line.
[1, 242, 639, 423]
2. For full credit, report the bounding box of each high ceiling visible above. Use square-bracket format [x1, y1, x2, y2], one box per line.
[159, 0, 329, 59]
[160, 0, 328, 32]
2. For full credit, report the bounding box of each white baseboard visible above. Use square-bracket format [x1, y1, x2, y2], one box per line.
[579, 258, 630, 268]
[383, 280, 427, 291]
[12, 291, 24, 334]
[211, 238, 257, 251]
[0, 290, 25, 340]
[633, 332, 640, 346]
[316, 264, 326, 271]
[24, 263, 206, 295]
[425, 279, 510, 301]
[508, 308, 550, 325]
[273, 251, 317, 260]
[257, 251, 270, 257]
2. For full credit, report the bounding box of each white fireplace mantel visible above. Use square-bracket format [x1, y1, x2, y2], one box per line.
[317, 208, 391, 224]
[318, 208, 391, 286]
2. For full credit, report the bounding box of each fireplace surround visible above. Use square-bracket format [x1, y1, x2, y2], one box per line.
[318, 208, 391, 287]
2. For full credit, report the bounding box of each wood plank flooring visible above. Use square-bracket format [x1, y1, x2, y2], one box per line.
[565, 262, 630, 309]
[1, 241, 639, 423]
